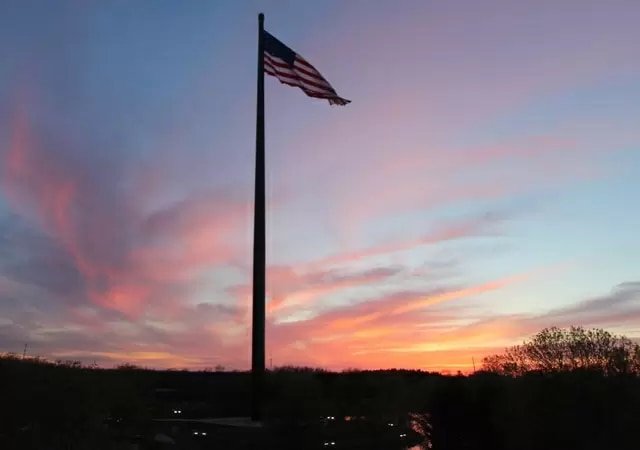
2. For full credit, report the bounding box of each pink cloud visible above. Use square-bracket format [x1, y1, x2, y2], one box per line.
[223, 210, 510, 321]
[1, 99, 249, 319]
[266, 265, 402, 313]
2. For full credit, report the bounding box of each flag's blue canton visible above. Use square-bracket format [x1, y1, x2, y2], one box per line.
[263, 31, 296, 66]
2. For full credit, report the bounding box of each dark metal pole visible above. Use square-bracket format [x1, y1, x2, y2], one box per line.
[251, 12, 266, 423]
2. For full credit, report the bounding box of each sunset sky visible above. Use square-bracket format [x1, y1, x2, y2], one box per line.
[1, 0, 639, 372]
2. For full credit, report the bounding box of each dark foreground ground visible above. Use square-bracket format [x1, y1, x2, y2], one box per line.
[106, 416, 424, 450]
[5, 414, 424, 450]
[2, 356, 640, 449]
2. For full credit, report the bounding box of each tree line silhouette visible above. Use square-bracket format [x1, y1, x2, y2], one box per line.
[1, 326, 639, 449]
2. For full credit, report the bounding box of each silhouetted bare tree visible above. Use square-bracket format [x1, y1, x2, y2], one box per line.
[482, 326, 640, 375]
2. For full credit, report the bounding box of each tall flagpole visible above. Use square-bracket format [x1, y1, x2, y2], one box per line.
[251, 12, 266, 423]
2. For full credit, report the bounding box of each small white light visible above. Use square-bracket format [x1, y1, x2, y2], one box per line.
[388, 423, 394, 426]
[201, 432, 207, 436]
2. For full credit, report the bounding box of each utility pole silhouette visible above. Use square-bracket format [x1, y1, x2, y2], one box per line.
[22, 343, 28, 359]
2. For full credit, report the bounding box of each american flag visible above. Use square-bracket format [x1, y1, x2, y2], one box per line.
[263, 30, 350, 106]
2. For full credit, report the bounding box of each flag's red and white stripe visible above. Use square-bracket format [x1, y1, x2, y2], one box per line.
[264, 52, 350, 106]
